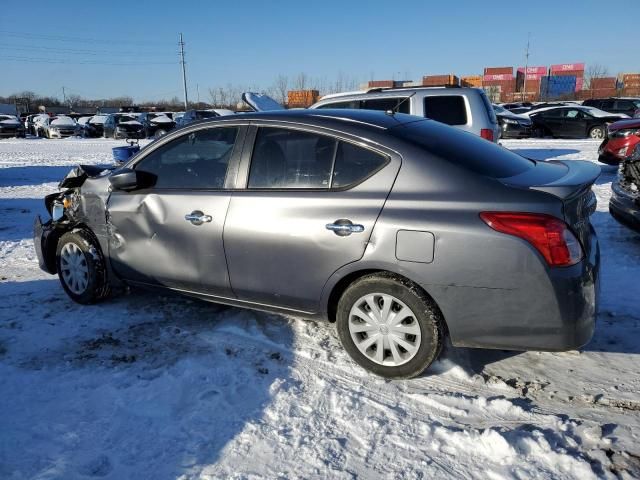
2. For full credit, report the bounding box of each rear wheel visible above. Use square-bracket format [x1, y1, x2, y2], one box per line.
[589, 125, 605, 139]
[336, 273, 444, 379]
[56, 230, 110, 304]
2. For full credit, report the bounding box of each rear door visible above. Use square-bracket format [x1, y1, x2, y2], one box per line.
[106, 125, 245, 296]
[562, 108, 589, 138]
[223, 124, 400, 313]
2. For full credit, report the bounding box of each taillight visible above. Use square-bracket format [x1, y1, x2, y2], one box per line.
[480, 212, 583, 267]
[480, 128, 494, 142]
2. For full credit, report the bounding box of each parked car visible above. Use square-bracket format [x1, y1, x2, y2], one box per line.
[609, 144, 640, 232]
[493, 104, 532, 138]
[32, 114, 51, 137]
[583, 98, 640, 118]
[528, 106, 629, 139]
[0, 114, 26, 138]
[176, 109, 235, 127]
[86, 115, 107, 137]
[34, 109, 600, 379]
[40, 115, 79, 139]
[307, 86, 501, 142]
[138, 112, 176, 139]
[103, 113, 144, 139]
[24, 114, 45, 136]
[598, 118, 640, 165]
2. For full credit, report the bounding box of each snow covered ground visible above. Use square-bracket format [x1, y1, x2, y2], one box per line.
[0, 137, 639, 479]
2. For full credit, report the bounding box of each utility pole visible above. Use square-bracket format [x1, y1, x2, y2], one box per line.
[522, 33, 530, 102]
[179, 33, 188, 111]
[62, 86, 67, 106]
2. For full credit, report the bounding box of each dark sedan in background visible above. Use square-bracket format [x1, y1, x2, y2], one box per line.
[103, 113, 145, 139]
[0, 114, 26, 138]
[528, 106, 628, 139]
[610, 144, 640, 232]
[493, 105, 532, 138]
[138, 112, 176, 139]
[583, 98, 640, 118]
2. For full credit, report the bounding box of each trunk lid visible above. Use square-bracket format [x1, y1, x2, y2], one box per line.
[242, 92, 285, 112]
[502, 159, 600, 249]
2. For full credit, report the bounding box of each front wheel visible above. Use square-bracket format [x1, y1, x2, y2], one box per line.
[56, 230, 110, 304]
[589, 125, 605, 140]
[154, 129, 167, 139]
[336, 273, 444, 379]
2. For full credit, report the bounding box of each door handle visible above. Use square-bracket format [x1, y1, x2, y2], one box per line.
[185, 210, 212, 226]
[326, 219, 365, 237]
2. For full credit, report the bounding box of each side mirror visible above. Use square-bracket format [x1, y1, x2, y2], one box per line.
[109, 168, 156, 191]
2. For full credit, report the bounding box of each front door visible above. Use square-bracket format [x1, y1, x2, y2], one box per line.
[562, 109, 589, 138]
[106, 125, 244, 296]
[223, 125, 399, 313]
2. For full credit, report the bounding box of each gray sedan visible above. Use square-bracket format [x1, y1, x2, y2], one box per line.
[34, 109, 600, 378]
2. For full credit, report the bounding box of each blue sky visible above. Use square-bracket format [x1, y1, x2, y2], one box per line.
[1, 0, 638, 102]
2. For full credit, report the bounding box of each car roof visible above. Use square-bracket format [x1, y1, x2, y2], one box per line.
[315, 86, 478, 104]
[189, 108, 424, 130]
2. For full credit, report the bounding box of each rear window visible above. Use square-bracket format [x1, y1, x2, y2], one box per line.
[423, 96, 468, 125]
[393, 120, 535, 178]
[361, 98, 410, 114]
[316, 100, 361, 109]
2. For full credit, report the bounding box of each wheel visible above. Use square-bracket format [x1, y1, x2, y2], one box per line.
[589, 125, 605, 140]
[56, 230, 110, 304]
[336, 273, 444, 379]
[154, 129, 167, 139]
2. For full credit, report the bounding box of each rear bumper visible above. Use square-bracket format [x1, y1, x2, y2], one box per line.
[609, 181, 640, 232]
[431, 228, 599, 352]
[501, 123, 532, 138]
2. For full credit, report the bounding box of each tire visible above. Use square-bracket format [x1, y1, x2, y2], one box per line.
[56, 230, 110, 304]
[154, 129, 167, 139]
[336, 273, 444, 379]
[589, 125, 605, 140]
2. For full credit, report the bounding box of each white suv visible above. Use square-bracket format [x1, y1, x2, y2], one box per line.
[310, 86, 501, 142]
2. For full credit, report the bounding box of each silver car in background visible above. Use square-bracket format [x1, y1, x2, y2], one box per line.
[34, 109, 600, 378]
[310, 86, 501, 142]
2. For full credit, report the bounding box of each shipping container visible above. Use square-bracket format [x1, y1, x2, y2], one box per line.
[517, 66, 547, 76]
[287, 90, 320, 108]
[540, 75, 577, 100]
[366, 80, 395, 89]
[622, 73, 640, 82]
[484, 67, 513, 75]
[550, 63, 585, 73]
[421, 74, 459, 87]
[590, 77, 616, 89]
[461, 75, 482, 87]
[483, 74, 514, 82]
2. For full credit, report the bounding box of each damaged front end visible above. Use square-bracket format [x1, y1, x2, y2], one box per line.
[34, 164, 115, 274]
[609, 147, 640, 232]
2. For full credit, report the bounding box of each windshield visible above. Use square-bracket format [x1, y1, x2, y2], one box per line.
[633, 100, 640, 108]
[195, 111, 219, 120]
[115, 115, 138, 124]
[89, 115, 107, 124]
[393, 119, 535, 179]
[0, 115, 18, 121]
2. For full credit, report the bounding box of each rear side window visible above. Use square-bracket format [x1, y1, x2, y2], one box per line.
[423, 96, 468, 125]
[393, 120, 534, 178]
[333, 142, 387, 188]
[361, 98, 410, 114]
[316, 100, 361, 109]
[248, 127, 388, 189]
[248, 128, 336, 188]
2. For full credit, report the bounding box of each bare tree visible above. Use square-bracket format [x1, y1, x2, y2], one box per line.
[294, 72, 308, 91]
[273, 75, 289, 104]
[585, 63, 609, 89]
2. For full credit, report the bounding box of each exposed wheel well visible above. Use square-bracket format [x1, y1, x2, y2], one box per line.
[327, 269, 449, 338]
[44, 223, 100, 274]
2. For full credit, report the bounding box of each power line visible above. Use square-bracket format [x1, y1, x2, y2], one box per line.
[0, 43, 179, 57]
[0, 55, 177, 66]
[0, 30, 173, 46]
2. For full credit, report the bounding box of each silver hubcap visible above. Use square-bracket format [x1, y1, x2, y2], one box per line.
[60, 242, 89, 295]
[590, 128, 603, 139]
[348, 293, 421, 367]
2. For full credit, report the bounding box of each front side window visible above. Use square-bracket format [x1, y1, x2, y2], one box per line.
[135, 127, 237, 189]
[423, 96, 468, 125]
[247, 127, 388, 189]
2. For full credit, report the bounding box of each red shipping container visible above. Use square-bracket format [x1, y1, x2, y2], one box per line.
[517, 66, 547, 78]
[590, 77, 616, 89]
[550, 63, 585, 73]
[484, 67, 513, 75]
[483, 74, 514, 82]
[367, 80, 395, 88]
